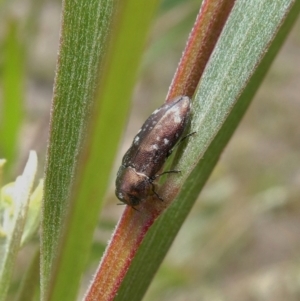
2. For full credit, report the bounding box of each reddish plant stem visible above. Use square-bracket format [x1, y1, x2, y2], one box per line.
[85, 1, 236, 300]
[166, 0, 236, 102]
[84, 203, 160, 301]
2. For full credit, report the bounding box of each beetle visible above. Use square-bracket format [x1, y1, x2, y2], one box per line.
[115, 95, 192, 208]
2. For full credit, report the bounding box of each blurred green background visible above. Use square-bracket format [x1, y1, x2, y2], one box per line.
[0, 0, 299, 300]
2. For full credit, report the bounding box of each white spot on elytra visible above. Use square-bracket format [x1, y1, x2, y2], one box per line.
[169, 106, 182, 124]
[152, 144, 158, 150]
[164, 138, 169, 145]
[153, 108, 160, 114]
[156, 136, 160, 141]
[174, 114, 182, 124]
[118, 193, 123, 199]
[134, 136, 140, 144]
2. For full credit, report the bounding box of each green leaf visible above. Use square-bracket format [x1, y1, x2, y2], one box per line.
[41, 1, 160, 300]
[115, 1, 300, 300]
[21, 179, 43, 246]
[41, 1, 115, 299]
[15, 249, 40, 301]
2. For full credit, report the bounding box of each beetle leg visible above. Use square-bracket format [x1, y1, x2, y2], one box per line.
[131, 206, 140, 212]
[167, 131, 196, 157]
[179, 131, 196, 143]
[117, 202, 140, 211]
[153, 190, 164, 202]
[151, 183, 164, 202]
[153, 170, 181, 180]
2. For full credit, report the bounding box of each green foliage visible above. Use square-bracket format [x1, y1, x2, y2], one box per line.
[0, 152, 39, 301]
[42, 1, 160, 301]
[0, 0, 299, 300]
[115, 1, 300, 300]
[0, 21, 24, 169]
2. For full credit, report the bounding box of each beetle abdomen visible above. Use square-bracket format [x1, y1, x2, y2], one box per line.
[123, 96, 191, 174]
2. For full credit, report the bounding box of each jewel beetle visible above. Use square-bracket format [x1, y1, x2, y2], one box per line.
[115, 95, 191, 208]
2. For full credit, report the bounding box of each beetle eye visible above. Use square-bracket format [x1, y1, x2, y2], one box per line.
[117, 192, 125, 201]
[129, 195, 140, 206]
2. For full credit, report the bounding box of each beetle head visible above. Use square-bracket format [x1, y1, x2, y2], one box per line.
[115, 166, 152, 207]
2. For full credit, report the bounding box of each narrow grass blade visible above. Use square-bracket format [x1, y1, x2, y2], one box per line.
[114, 1, 300, 300]
[42, 1, 160, 301]
[41, 1, 115, 299]
[15, 249, 40, 301]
